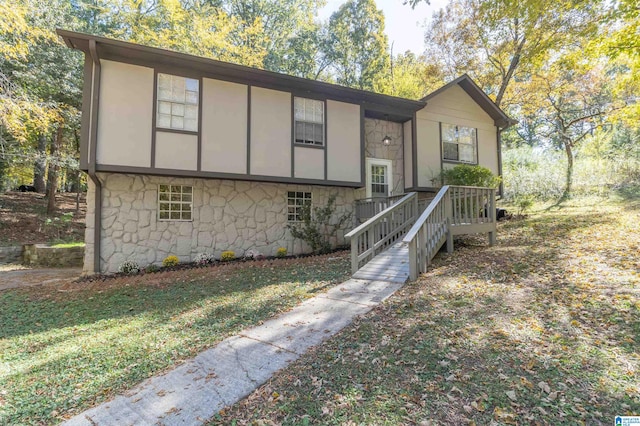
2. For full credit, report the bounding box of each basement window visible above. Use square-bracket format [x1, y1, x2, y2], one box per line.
[158, 185, 193, 221]
[287, 191, 312, 222]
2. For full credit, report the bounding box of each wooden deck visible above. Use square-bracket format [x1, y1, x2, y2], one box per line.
[352, 242, 410, 283]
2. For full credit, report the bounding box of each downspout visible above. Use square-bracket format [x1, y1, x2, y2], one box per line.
[88, 39, 102, 273]
[497, 126, 504, 198]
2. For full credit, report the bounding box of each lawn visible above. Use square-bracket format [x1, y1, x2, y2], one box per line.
[212, 192, 640, 425]
[0, 252, 351, 425]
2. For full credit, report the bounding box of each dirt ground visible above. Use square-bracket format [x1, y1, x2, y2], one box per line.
[0, 192, 86, 246]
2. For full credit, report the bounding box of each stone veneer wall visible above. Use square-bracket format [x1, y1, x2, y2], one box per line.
[85, 173, 360, 274]
[364, 118, 404, 196]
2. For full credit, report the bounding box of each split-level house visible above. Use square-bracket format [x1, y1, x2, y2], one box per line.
[57, 30, 514, 275]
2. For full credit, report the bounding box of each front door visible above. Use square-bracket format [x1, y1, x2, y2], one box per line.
[366, 158, 393, 198]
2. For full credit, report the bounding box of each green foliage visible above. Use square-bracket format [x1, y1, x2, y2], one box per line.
[118, 260, 140, 274]
[276, 247, 288, 258]
[145, 264, 160, 273]
[439, 164, 501, 188]
[43, 211, 74, 240]
[220, 250, 236, 262]
[513, 194, 534, 216]
[162, 255, 179, 268]
[286, 194, 352, 254]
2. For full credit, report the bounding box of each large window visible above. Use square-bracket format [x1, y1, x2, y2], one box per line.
[158, 185, 193, 221]
[287, 191, 312, 222]
[442, 123, 477, 164]
[157, 73, 199, 132]
[294, 97, 324, 146]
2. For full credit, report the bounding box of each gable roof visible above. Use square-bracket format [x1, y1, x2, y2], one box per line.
[421, 74, 516, 128]
[57, 29, 425, 121]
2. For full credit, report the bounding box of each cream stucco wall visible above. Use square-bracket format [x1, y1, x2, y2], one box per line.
[326, 100, 361, 183]
[84, 173, 358, 273]
[155, 132, 198, 170]
[201, 79, 248, 174]
[294, 146, 324, 180]
[416, 84, 498, 187]
[97, 60, 153, 167]
[250, 87, 291, 177]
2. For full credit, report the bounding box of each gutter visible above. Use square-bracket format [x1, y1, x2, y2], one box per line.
[87, 39, 102, 274]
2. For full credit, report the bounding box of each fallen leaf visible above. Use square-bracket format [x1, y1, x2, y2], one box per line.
[538, 381, 551, 394]
[506, 390, 517, 401]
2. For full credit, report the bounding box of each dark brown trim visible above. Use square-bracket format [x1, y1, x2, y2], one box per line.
[442, 159, 479, 166]
[155, 128, 198, 136]
[88, 39, 102, 274]
[89, 174, 102, 273]
[151, 70, 158, 168]
[400, 118, 405, 192]
[56, 30, 426, 115]
[439, 122, 444, 183]
[79, 56, 92, 170]
[197, 76, 203, 171]
[246, 85, 251, 174]
[411, 113, 418, 189]
[497, 127, 504, 196]
[95, 163, 364, 188]
[293, 143, 324, 150]
[290, 95, 295, 178]
[360, 105, 366, 185]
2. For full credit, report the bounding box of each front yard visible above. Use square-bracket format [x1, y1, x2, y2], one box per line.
[0, 253, 350, 424]
[213, 192, 640, 425]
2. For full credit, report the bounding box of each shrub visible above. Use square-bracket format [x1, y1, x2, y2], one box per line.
[513, 194, 534, 216]
[220, 251, 235, 262]
[276, 247, 287, 258]
[244, 249, 263, 260]
[145, 264, 160, 273]
[162, 255, 179, 268]
[194, 252, 215, 266]
[439, 164, 501, 188]
[286, 194, 352, 254]
[118, 260, 140, 275]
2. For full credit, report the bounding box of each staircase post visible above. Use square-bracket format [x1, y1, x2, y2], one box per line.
[488, 189, 496, 246]
[408, 239, 418, 281]
[444, 190, 453, 253]
[350, 237, 359, 274]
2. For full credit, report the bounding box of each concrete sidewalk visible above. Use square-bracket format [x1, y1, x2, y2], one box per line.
[62, 278, 404, 426]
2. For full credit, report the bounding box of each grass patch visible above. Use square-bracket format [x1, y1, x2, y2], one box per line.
[0, 252, 350, 424]
[49, 241, 85, 248]
[213, 196, 640, 425]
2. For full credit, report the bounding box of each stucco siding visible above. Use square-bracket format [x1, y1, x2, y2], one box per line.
[83, 173, 357, 273]
[326, 100, 361, 183]
[250, 87, 291, 177]
[154, 132, 198, 170]
[294, 147, 324, 180]
[96, 60, 153, 167]
[415, 119, 441, 187]
[201, 78, 248, 174]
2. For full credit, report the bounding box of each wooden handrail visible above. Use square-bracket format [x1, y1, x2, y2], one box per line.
[345, 192, 416, 239]
[403, 186, 449, 243]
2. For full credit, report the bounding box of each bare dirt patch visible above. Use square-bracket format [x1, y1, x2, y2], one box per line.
[0, 192, 86, 246]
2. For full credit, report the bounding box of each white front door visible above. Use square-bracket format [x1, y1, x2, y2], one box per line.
[365, 158, 393, 198]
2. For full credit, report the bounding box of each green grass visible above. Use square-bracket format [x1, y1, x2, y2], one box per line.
[0, 253, 350, 425]
[213, 195, 640, 425]
[49, 241, 85, 248]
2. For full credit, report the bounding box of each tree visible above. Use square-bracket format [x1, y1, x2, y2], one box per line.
[325, 0, 390, 91]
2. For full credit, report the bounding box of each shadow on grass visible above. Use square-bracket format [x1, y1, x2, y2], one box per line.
[614, 183, 640, 210]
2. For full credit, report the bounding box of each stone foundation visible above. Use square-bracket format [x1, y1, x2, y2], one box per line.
[0, 246, 23, 264]
[85, 174, 362, 274]
[22, 244, 84, 267]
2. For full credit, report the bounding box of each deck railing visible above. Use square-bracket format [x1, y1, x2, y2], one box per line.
[345, 192, 418, 274]
[354, 194, 407, 223]
[403, 185, 496, 280]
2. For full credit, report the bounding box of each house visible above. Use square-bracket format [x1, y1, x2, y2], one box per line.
[57, 30, 514, 274]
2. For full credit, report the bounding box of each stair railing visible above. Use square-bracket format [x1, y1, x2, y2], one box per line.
[345, 192, 418, 274]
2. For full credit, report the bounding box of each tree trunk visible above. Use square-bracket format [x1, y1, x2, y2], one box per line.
[561, 139, 574, 201]
[46, 125, 63, 215]
[34, 134, 47, 193]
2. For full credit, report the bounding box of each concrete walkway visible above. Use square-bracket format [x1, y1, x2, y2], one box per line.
[0, 267, 82, 291]
[62, 278, 405, 426]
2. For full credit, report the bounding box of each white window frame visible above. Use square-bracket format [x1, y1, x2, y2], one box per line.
[156, 73, 199, 132]
[287, 191, 312, 222]
[294, 97, 325, 146]
[441, 123, 478, 164]
[158, 185, 193, 221]
[365, 158, 393, 198]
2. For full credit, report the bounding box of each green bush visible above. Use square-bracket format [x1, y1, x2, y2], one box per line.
[145, 264, 160, 273]
[220, 251, 235, 262]
[439, 164, 501, 188]
[162, 255, 179, 268]
[276, 247, 287, 258]
[286, 194, 351, 254]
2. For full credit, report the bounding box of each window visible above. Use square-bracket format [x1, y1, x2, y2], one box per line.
[294, 97, 324, 146]
[442, 123, 477, 164]
[158, 185, 193, 221]
[287, 191, 312, 222]
[157, 73, 199, 132]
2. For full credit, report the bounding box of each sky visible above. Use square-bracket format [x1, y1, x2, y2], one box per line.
[317, 0, 450, 55]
